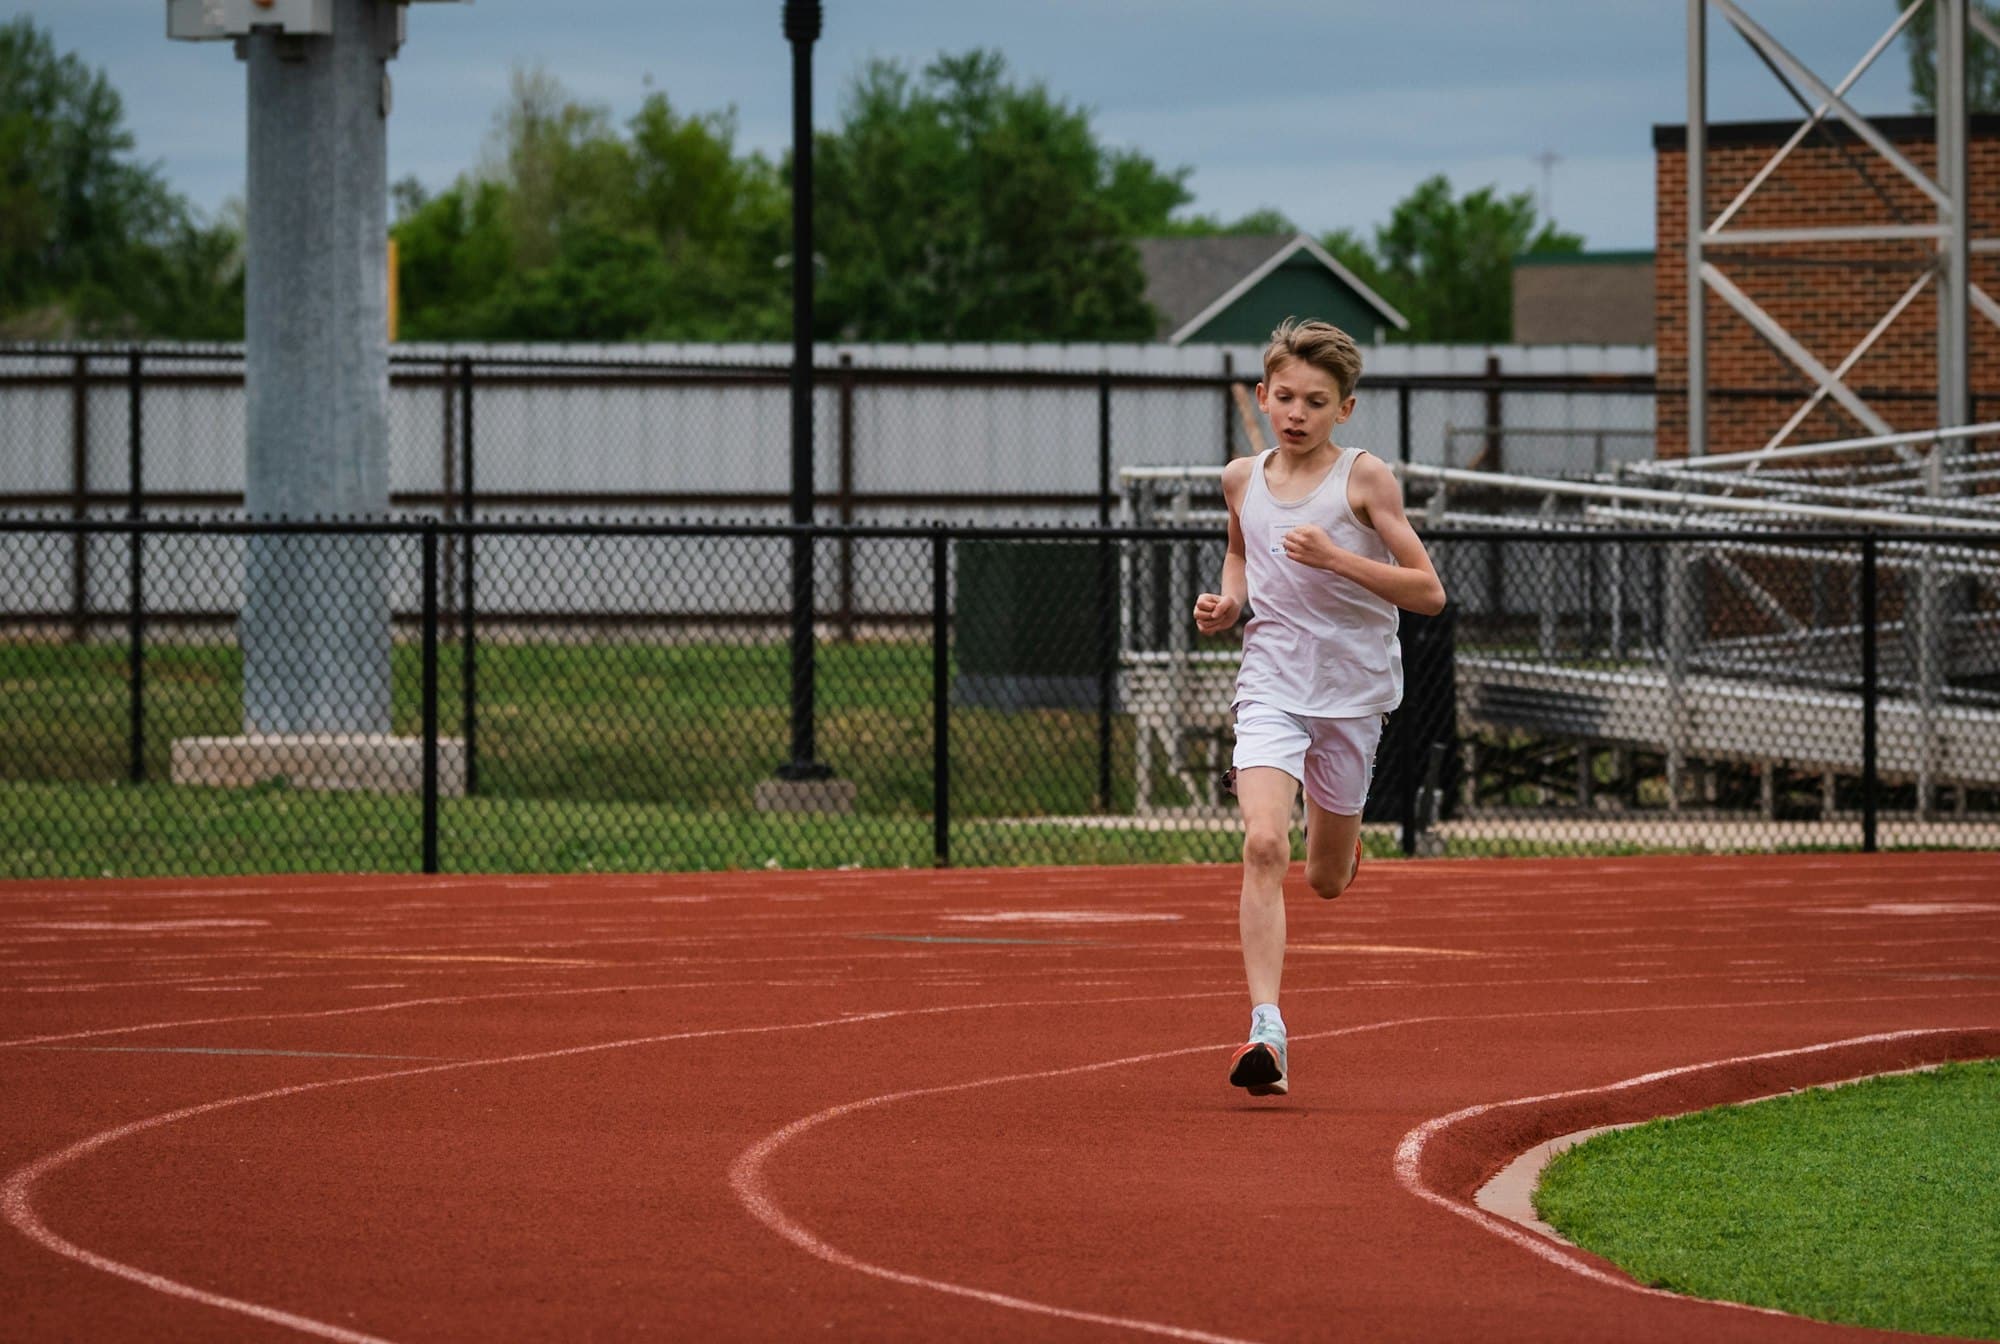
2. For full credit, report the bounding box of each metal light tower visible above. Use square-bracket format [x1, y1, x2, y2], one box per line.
[168, 0, 465, 790]
[1683, 0, 1997, 818]
[1684, 0, 1995, 458]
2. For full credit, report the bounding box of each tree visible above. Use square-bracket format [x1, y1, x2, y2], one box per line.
[1323, 175, 1582, 342]
[812, 50, 1187, 340]
[1899, 1, 2000, 113]
[391, 178, 517, 339]
[394, 66, 787, 340]
[1149, 208, 1297, 238]
[0, 17, 240, 338]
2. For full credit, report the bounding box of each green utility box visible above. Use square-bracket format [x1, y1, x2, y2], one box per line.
[953, 540, 1117, 710]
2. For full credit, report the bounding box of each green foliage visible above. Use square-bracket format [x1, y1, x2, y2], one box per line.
[1899, 1, 2000, 113]
[2, 22, 1593, 346]
[1149, 207, 1298, 238]
[395, 52, 1192, 342]
[0, 17, 241, 338]
[1320, 174, 1582, 341]
[812, 50, 1184, 341]
[394, 66, 788, 341]
[393, 179, 517, 339]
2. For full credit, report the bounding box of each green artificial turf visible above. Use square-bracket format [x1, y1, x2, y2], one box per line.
[1535, 1061, 2000, 1340]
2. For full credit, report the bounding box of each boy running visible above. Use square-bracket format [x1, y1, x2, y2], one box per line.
[1192, 318, 1446, 1097]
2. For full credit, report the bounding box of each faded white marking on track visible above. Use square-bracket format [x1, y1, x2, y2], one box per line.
[941, 911, 1182, 924]
[22, 919, 269, 932]
[1862, 902, 2000, 916]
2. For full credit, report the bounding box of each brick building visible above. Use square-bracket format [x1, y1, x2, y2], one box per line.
[1654, 114, 2000, 458]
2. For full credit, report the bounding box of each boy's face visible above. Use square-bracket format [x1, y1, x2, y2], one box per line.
[1256, 358, 1354, 454]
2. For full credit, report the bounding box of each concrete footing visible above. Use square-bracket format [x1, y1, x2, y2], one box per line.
[171, 735, 466, 796]
[752, 776, 858, 815]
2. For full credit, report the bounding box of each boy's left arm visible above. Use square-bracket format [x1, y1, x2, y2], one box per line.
[1280, 457, 1447, 614]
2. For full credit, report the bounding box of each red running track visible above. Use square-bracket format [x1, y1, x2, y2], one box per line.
[2, 853, 1997, 1342]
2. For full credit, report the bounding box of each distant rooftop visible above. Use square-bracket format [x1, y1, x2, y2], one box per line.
[1135, 233, 1408, 343]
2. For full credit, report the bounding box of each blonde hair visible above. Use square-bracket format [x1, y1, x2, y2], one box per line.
[1262, 318, 1362, 400]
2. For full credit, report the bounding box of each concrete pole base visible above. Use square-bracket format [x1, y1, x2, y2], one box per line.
[171, 734, 466, 796]
[752, 776, 858, 815]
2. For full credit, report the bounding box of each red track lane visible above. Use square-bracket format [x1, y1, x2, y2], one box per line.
[1, 854, 1997, 1342]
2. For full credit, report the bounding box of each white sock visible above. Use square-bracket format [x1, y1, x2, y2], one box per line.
[1252, 1002, 1284, 1033]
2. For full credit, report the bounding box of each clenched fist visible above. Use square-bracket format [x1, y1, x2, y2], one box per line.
[1193, 591, 1241, 635]
[1280, 522, 1345, 571]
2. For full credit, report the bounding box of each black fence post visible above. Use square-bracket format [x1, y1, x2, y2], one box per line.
[69, 352, 90, 644]
[1397, 380, 1413, 459]
[126, 350, 145, 785]
[1220, 352, 1235, 463]
[932, 527, 951, 867]
[458, 357, 479, 795]
[837, 352, 856, 642]
[1096, 372, 1115, 809]
[1861, 533, 1879, 853]
[1399, 722, 1419, 857]
[422, 522, 440, 874]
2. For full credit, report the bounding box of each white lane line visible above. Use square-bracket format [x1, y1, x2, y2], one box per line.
[1392, 1026, 2000, 1313]
[9, 956, 1981, 1053]
[729, 1045, 1263, 1344]
[726, 992, 2000, 1341]
[1, 1007, 924, 1344]
[0, 984, 1350, 1341]
[26, 1046, 444, 1061]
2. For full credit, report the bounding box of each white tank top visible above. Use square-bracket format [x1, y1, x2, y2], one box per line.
[1233, 446, 1403, 718]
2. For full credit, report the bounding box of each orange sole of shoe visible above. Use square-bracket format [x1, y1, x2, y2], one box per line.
[1228, 1041, 1287, 1095]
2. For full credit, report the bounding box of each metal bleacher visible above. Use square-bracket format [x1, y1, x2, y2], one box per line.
[1405, 421, 2000, 818]
[1119, 421, 2000, 827]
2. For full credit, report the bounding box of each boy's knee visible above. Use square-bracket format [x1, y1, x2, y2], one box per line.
[1242, 829, 1291, 874]
[1305, 860, 1351, 901]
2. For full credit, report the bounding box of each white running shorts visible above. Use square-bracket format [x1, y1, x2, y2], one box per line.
[1231, 701, 1385, 816]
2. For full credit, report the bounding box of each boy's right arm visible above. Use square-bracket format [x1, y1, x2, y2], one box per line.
[1193, 458, 1252, 634]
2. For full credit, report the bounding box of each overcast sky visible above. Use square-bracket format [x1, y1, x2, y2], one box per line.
[21, 1, 1928, 250]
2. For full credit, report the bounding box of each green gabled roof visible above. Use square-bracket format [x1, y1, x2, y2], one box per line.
[1136, 233, 1409, 344]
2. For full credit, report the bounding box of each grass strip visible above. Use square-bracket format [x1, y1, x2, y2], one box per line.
[1535, 1061, 2000, 1340]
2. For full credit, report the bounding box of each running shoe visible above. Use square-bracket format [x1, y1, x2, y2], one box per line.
[1228, 1017, 1289, 1096]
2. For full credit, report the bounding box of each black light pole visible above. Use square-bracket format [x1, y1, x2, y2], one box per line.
[778, 0, 830, 782]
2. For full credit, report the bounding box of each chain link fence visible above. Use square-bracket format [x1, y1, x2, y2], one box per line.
[5, 516, 1997, 878]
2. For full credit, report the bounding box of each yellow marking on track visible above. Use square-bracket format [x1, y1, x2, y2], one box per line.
[1289, 943, 1483, 957]
[1169, 940, 1482, 958]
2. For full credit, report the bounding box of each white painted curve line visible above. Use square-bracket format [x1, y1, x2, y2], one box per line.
[728, 993, 2000, 1339]
[13, 989, 1996, 1342]
[4, 1120, 397, 1343]
[2, 992, 1250, 1342]
[730, 1040, 1271, 1344]
[1391, 1026, 1994, 1314]
[0, 1007, 939, 1344]
[0, 979, 1252, 1052]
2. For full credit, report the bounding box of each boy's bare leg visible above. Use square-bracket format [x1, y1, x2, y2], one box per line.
[1234, 765, 1299, 1006]
[1303, 798, 1364, 900]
